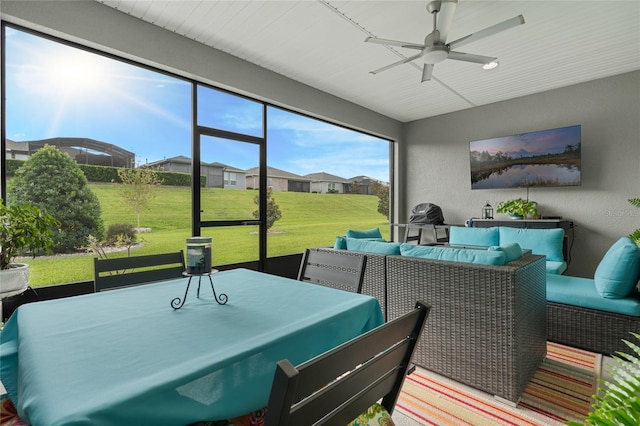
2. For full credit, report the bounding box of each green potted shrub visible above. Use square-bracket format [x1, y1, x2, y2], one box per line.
[629, 198, 640, 247]
[567, 333, 640, 426]
[496, 198, 538, 219]
[0, 201, 59, 296]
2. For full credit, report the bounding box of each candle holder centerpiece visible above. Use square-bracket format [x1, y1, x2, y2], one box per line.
[171, 237, 228, 309]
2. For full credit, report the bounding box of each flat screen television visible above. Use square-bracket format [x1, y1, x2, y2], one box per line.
[469, 124, 581, 189]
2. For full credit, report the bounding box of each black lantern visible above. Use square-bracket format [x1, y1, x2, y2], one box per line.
[482, 201, 493, 219]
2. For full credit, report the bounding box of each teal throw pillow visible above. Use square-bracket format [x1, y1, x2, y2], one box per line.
[346, 228, 383, 239]
[334, 236, 347, 250]
[594, 237, 640, 299]
[346, 238, 401, 255]
[335, 235, 385, 250]
[499, 227, 564, 261]
[449, 226, 500, 247]
[488, 243, 523, 262]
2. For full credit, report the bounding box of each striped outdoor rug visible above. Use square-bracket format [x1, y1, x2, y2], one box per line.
[396, 342, 601, 425]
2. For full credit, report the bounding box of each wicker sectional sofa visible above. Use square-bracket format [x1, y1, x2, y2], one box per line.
[545, 236, 640, 355]
[310, 246, 547, 404]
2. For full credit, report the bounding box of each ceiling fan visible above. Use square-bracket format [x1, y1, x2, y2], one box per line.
[365, 0, 525, 82]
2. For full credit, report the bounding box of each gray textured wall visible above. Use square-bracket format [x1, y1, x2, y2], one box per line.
[402, 71, 640, 277]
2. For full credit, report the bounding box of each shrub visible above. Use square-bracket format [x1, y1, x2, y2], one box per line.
[105, 223, 137, 245]
[8, 145, 104, 252]
[252, 187, 282, 230]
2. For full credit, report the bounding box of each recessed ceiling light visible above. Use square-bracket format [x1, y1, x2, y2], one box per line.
[482, 61, 499, 70]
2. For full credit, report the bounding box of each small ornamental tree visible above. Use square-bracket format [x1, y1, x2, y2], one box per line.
[117, 167, 161, 228]
[371, 180, 390, 219]
[8, 145, 104, 252]
[350, 180, 361, 195]
[252, 187, 282, 230]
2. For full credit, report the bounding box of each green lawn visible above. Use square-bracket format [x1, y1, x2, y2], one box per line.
[23, 183, 389, 286]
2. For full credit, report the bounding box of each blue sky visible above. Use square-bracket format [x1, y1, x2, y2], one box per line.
[5, 27, 390, 182]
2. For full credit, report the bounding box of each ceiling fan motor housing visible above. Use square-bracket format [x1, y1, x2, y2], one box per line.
[423, 45, 449, 64]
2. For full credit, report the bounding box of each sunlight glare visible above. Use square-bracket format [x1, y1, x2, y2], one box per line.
[47, 50, 112, 95]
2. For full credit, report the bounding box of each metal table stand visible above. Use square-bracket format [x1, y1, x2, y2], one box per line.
[171, 269, 228, 309]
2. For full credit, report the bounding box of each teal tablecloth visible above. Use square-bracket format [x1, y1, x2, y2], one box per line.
[0, 268, 384, 426]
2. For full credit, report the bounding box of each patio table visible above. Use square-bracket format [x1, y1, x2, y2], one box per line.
[0, 268, 384, 426]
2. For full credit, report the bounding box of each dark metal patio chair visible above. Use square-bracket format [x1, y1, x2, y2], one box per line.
[93, 251, 185, 292]
[297, 248, 367, 293]
[264, 300, 430, 426]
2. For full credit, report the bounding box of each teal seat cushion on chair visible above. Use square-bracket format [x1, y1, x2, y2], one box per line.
[547, 273, 640, 316]
[594, 237, 640, 299]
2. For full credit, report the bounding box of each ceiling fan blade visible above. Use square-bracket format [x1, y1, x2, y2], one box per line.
[370, 53, 423, 75]
[435, 0, 458, 43]
[448, 51, 497, 65]
[448, 15, 525, 50]
[365, 37, 424, 50]
[421, 64, 434, 82]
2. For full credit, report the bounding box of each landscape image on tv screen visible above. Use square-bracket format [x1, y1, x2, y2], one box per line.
[469, 125, 581, 189]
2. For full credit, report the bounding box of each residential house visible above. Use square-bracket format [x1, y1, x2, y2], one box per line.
[347, 176, 379, 195]
[6, 137, 135, 168]
[246, 166, 311, 193]
[304, 172, 350, 194]
[144, 157, 246, 189]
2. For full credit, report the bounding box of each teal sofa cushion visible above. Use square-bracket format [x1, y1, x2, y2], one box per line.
[334, 236, 347, 249]
[547, 273, 640, 317]
[399, 243, 506, 266]
[488, 243, 523, 262]
[334, 235, 385, 249]
[546, 261, 568, 275]
[594, 237, 640, 299]
[346, 228, 383, 239]
[449, 226, 500, 247]
[346, 238, 401, 255]
[499, 227, 565, 262]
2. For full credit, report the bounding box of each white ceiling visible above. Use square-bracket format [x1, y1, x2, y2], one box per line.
[96, 0, 640, 123]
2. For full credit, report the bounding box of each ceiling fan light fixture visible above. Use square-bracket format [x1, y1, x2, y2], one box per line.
[482, 61, 499, 70]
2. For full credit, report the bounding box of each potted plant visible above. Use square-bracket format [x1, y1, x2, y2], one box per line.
[629, 198, 640, 247]
[567, 333, 640, 426]
[0, 201, 59, 296]
[496, 198, 538, 219]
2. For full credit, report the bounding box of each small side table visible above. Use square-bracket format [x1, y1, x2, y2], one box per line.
[171, 269, 228, 310]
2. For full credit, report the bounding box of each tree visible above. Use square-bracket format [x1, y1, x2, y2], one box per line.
[8, 145, 104, 252]
[252, 187, 282, 230]
[350, 180, 361, 195]
[371, 180, 390, 219]
[118, 167, 161, 228]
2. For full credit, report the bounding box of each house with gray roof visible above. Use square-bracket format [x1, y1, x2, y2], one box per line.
[245, 166, 311, 192]
[6, 137, 135, 168]
[304, 172, 350, 194]
[348, 175, 379, 195]
[144, 156, 246, 189]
